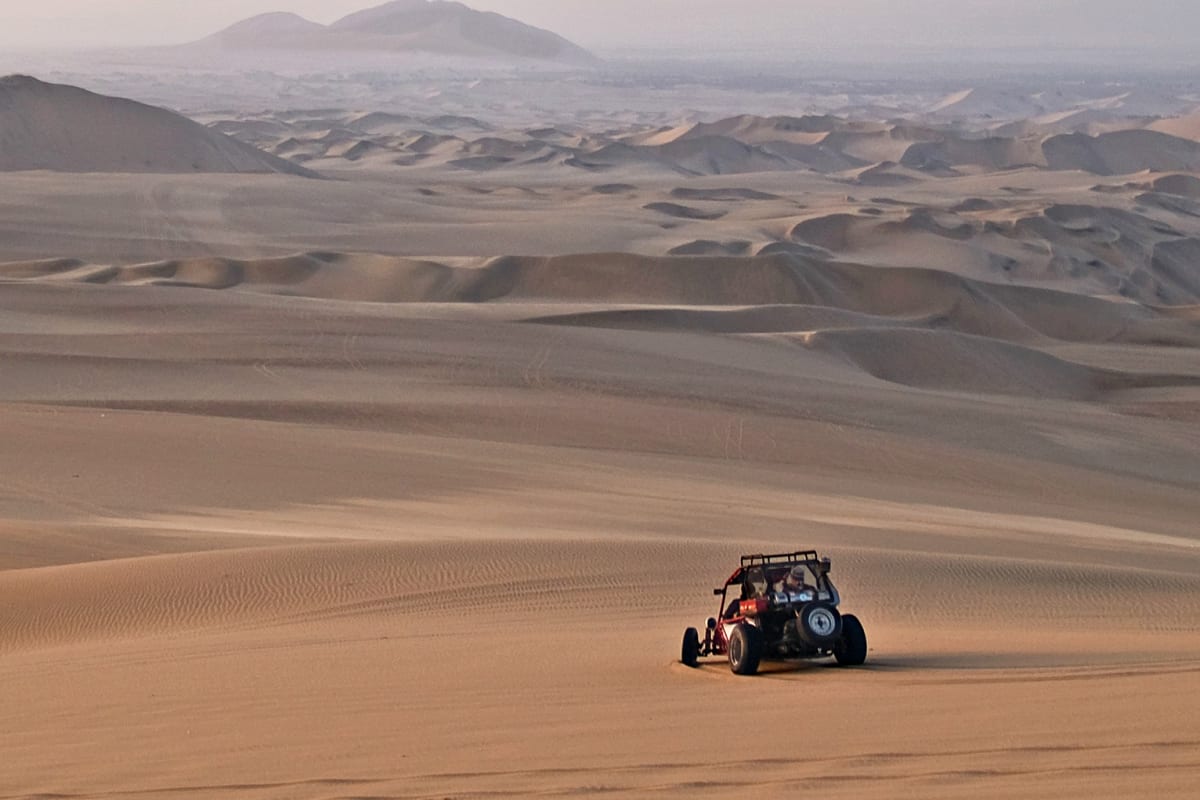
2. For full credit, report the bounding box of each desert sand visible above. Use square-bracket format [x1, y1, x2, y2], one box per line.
[2, 28, 1200, 799]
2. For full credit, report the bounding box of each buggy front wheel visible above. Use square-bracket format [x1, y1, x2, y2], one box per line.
[681, 627, 700, 668]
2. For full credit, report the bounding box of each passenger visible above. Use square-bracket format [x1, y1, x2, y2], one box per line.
[728, 568, 769, 618]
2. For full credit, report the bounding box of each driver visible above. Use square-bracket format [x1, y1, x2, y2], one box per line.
[776, 565, 809, 595]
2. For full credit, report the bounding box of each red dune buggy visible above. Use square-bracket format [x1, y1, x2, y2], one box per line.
[681, 550, 868, 675]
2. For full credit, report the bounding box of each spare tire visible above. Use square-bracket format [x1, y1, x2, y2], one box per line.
[796, 603, 842, 646]
[728, 623, 764, 676]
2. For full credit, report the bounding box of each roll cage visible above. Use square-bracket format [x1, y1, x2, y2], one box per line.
[713, 550, 839, 618]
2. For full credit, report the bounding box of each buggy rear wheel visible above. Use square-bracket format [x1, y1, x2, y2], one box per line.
[834, 614, 868, 666]
[681, 627, 700, 667]
[728, 623, 763, 676]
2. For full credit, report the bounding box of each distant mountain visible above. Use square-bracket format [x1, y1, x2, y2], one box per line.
[203, 12, 327, 49]
[196, 0, 598, 65]
[0, 75, 315, 175]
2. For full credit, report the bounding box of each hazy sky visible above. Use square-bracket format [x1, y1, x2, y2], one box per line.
[3, 0, 1198, 52]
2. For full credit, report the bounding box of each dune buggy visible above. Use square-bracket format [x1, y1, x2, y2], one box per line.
[680, 550, 867, 675]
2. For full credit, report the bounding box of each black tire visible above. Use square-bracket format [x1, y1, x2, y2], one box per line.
[834, 614, 868, 666]
[681, 627, 700, 668]
[796, 603, 842, 647]
[728, 623, 763, 676]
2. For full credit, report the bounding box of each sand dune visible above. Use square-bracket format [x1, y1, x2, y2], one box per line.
[6, 532, 1198, 653]
[1137, 190, 1200, 220]
[927, 86, 1193, 124]
[797, 327, 1191, 399]
[208, 117, 293, 142]
[667, 239, 752, 256]
[790, 213, 865, 251]
[820, 130, 915, 163]
[677, 114, 843, 145]
[845, 160, 922, 186]
[1, 159, 1196, 306]
[187, 107, 1200, 182]
[1149, 111, 1200, 142]
[929, 88, 1044, 119]
[770, 198, 1200, 306]
[565, 137, 792, 176]
[0, 76, 313, 176]
[0, 252, 474, 302]
[590, 182, 637, 194]
[5, 539, 699, 649]
[901, 135, 1043, 172]
[643, 201, 728, 220]
[670, 186, 780, 201]
[1043, 130, 1200, 175]
[6, 252, 1197, 352]
[1150, 237, 1200, 300]
[525, 298, 1197, 351]
[994, 108, 1134, 138]
[652, 136, 794, 175]
[528, 304, 939, 336]
[760, 139, 867, 173]
[1152, 173, 1200, 198]
[1084, 88, 1195, 117]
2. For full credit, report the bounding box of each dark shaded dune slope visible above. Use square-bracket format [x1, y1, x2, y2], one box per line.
[5, 252, 1198, 350]
[0, 75, 316, 176]
[1043, 130, 1200, 175]
[796, 328, 1198, 400]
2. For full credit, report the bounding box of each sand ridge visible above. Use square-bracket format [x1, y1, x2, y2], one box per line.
[8, 94, 1200, 304]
